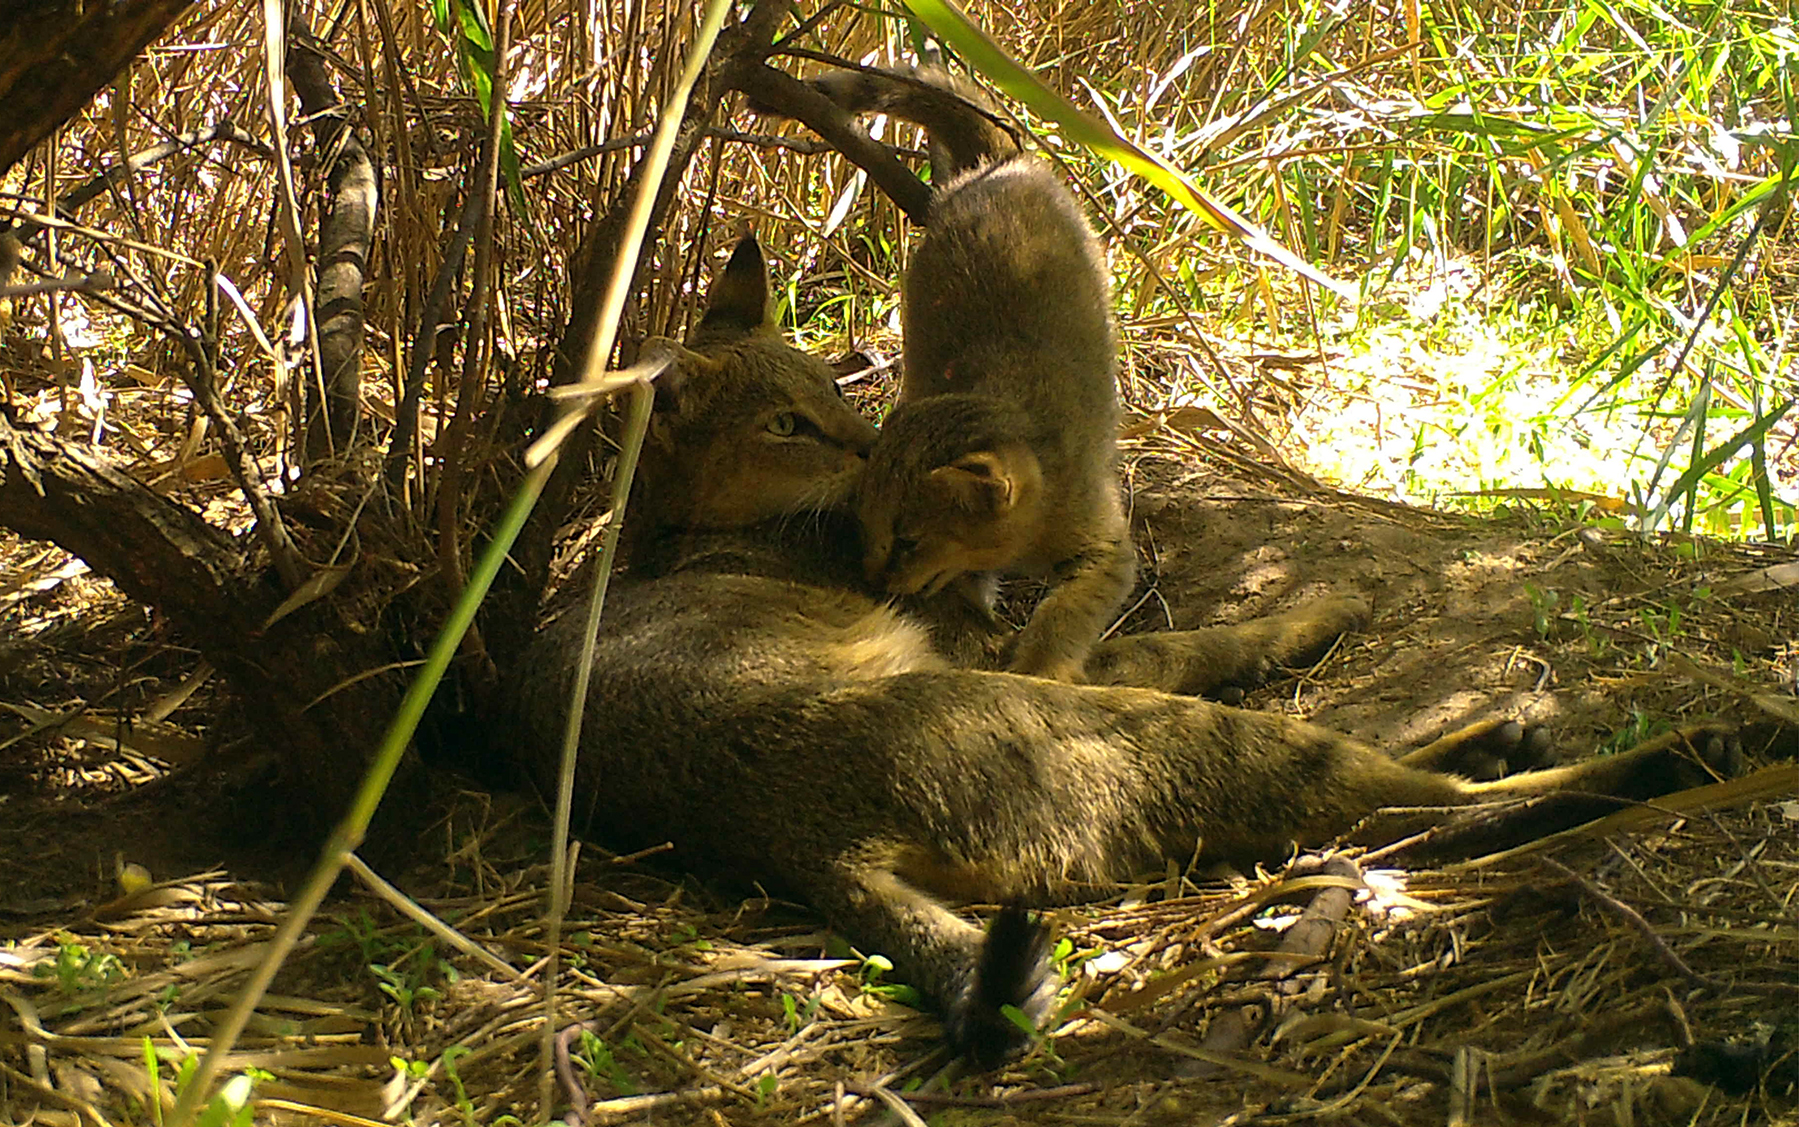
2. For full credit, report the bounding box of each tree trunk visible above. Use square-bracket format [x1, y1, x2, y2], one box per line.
[0, 1, 810, 860]
[0, 413, 421, 852]
[0, 0, 198, 175]
[289, 35, 378, 460]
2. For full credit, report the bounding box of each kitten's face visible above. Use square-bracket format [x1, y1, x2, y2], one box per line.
[859, 440, 1042, 595]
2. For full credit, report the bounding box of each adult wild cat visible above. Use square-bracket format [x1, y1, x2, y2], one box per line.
[509, 234, 1736, 1066]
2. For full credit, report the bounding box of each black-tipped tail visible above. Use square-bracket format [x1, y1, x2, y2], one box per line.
[946, 907, 1056, 1069]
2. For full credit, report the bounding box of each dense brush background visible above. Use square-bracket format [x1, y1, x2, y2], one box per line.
[3, 0, 1792, 541]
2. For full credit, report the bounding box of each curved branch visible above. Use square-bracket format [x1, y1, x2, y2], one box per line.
[727, 62, 931, 224]
[0, 412, 250, 639]
[0, 411, 423, 848]
[57, 122, 274, 216]
[521, 127, 854, 178]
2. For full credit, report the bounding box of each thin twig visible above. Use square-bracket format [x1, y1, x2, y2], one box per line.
[1539, 857, 1717, 991]
[342, 852, 524, 982]
[727, 61, 931, 224]
[522, 127, 849, 177]
[845, 1081, 1099, 1107]
[537, 2, 737, 1117]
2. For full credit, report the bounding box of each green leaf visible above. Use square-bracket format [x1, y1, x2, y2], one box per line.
[1649, 399, 1794, 532]
[143, 1037, 164, 1127]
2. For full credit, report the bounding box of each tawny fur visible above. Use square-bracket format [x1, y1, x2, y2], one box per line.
[509, 235, 1736, 1063]
[835, 66, 1135, 683]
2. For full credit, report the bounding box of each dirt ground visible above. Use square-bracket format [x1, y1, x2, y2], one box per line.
[1, 428, 1796, 1126]
[1121, 440, 1792, 749]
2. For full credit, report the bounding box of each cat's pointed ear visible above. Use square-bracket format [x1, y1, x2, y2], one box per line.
[931, 451, 1019, 514]
[639, 336, 721, 413]
[696, 235, 774, 337]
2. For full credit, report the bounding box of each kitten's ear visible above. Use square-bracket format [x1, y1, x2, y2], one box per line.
[696, 235, 774, 336]
[931, 450, 1019, 514]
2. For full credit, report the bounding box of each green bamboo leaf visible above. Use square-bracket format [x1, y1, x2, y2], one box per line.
[432, 0, 529, 218]
[1732, 317, 1784, 540]
[1649, 399, 1794, 533]
[1680, 173, 1787, 247]
[1682, 385, 1709, 534]
[899, 0, 1353, 300]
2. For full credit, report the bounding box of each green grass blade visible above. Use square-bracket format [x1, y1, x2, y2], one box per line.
[167, 452, 557, 1127]
[169, 2, 734, 1121]
[1650, 398, 1794, 533]
[1682, 384, 1709, 534]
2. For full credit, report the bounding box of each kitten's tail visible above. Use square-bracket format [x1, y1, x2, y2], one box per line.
[810, 64, 1021, 177]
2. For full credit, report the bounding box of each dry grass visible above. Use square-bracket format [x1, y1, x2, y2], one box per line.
[5, 0, 1790, 518]
[1, 777, 1794, 1125]
[5, 443, 1798, 1123]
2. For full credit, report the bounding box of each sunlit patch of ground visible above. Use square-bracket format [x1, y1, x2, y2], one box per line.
[1136, 254, 1798, 544]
